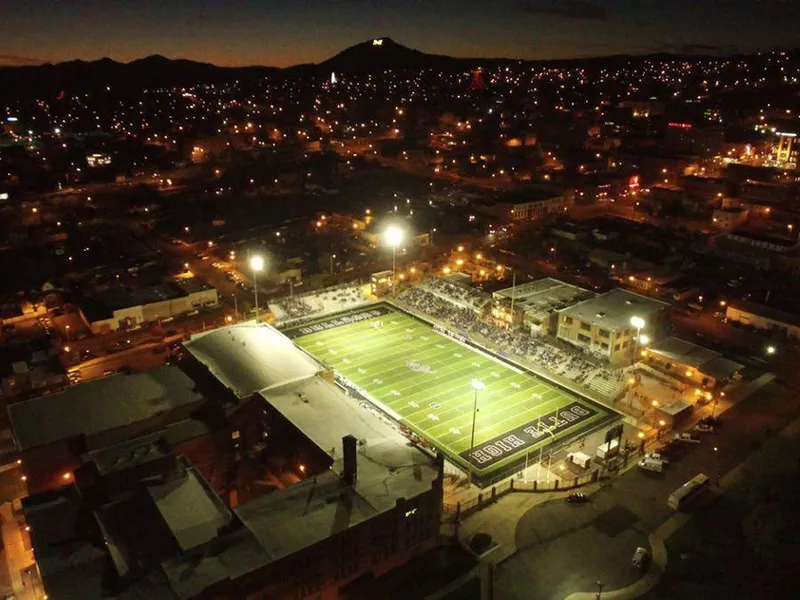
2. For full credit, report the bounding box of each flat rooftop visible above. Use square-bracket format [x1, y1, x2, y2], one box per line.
[558, 287, 669, 332]
[648, 336, 744, 381]
[8, 366, 204, 451]
[184, 323, 321, 398]
[493, 278, 593, 315]
[229, 378, 438, 564]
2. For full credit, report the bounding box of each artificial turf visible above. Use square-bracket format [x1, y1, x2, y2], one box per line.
[285, 304, 610, 476]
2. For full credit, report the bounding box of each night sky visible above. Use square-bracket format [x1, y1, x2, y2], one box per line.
[1, 0, 798, 68]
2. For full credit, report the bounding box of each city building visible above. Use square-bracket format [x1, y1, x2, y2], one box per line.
[772, 129, 798, 169]
[725, 300, 800, 340]
[556, 288, 670, 364]
[16, 323, 444, 599]
[78, 279, 218, 333]
[8, 365, 208, 495]
[491, 278, 593, 333]
[643, 336, 744, 391]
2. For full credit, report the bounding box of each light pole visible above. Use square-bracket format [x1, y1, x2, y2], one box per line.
[630, 316, 646, 366]
[330, 253, 336, 275]
[231, 293, 238, 322]
[467, 378, 485, 488]
[509, 268, 517, 327]
[65, 325, 70, 342]
[385, 226, 403, 297]
[250, 255, 264, 322]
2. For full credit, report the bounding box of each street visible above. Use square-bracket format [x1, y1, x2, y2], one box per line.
[492, 379, 800, 600]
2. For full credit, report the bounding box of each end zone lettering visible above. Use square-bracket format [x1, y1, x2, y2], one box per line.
[459, 401, 598, 469]
[283, 305, 393, 338]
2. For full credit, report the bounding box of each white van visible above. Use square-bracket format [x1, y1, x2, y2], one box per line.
[638, 457, 664, 473]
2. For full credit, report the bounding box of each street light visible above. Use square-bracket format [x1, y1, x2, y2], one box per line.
[765, 345, 776, 356]
[250, 255, 264, 322]
[330, 253, 337, 275]
[467, 379, 485, 487]
[385, 226, 403, 297]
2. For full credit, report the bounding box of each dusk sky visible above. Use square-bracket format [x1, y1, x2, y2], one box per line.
[1, 0, 798, 68]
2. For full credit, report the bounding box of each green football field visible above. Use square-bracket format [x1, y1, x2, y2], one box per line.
[284, 304, 611, 477]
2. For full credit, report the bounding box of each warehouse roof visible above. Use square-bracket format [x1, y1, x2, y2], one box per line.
[8, 366, 204, 451]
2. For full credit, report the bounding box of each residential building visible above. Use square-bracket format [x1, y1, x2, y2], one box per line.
[79, 279, 218, 333]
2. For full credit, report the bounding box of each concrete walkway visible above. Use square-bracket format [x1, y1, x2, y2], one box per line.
[564, 381, 800, 600]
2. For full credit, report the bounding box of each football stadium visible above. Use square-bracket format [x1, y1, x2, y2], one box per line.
[284, 303, 613, 483]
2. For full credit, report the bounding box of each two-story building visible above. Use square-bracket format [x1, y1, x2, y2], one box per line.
[556, 288, 670, 364]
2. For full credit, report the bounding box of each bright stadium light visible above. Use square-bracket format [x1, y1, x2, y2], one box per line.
[250, 255, 265, 322]
[468, 379, 485, 487]
[385, 226, 404, 297]
[630, 316, 645, 330]
[385, 226, 403, 248]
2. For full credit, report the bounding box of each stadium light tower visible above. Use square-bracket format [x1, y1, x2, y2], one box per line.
[468, 378, 485, 487]
[630, 316, 646, 365]
[250, 254, 265, 322]
[385, 226, 403, 297]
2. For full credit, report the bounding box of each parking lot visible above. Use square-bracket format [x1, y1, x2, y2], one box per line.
[492, 378, 800, 600]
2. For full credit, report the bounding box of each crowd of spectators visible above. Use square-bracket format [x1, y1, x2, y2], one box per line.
[421, 278, 491, 312]
[397, 283, 625, 400]
[270, 283, 369, 325]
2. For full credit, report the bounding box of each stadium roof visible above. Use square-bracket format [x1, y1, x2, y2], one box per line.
[8, 366, 204, 451]
[557, 288, 669, 332]
[493, 278, 593, 316]
[183, 323, 320, 398]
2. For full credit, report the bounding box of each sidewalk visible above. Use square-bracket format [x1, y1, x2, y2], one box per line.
[451, 481, 605, 564]
[563, 381, 800, 600]
[1, 503, 38, 600]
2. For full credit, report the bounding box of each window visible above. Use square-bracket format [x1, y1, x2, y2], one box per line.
[600, 342, 610, 351]
[622, 341, 630, 348]
[614, 343, 621, 351]
[563, 316, 573, 325]
[577, 333, 591, 343]
[598, 329, 610, 338]
[580, 322, 591, 332]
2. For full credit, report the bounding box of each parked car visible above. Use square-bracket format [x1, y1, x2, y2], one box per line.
[699, 416, 722, 427]
[632, 547, 650, 569]
[565, 493, 589, 504]
[674, 432, 701, 444]
[693, 423, 714, 433]
[638, 457, 664, 473]
[658, 440, 686, 459]
[643, 452, 670, 465]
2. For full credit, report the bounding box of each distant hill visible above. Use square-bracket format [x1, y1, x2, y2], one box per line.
[0, 54, 278, 100]
[0, 40, 796, 99]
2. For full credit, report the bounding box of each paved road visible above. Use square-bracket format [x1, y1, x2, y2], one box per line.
[493, 380, 800, 600]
